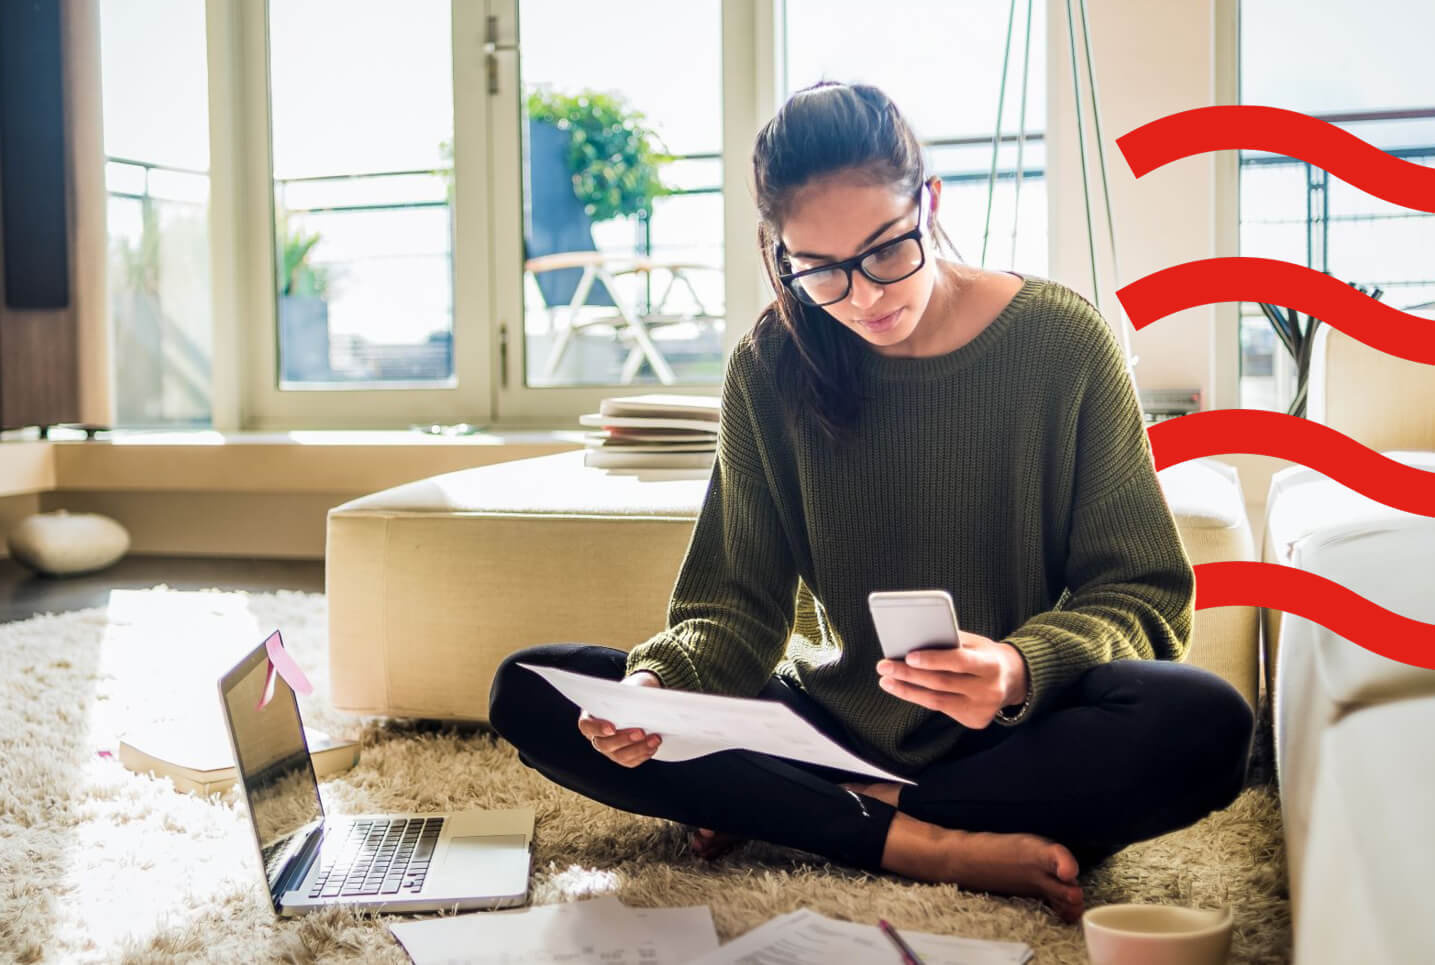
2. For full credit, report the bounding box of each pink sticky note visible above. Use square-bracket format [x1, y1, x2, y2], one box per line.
[257, 630, 314, 709]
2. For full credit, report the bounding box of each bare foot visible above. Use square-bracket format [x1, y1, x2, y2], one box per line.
[687, 826, 745, 860]
[841, 781, 903, 808]
[881, 813, 1085, 923]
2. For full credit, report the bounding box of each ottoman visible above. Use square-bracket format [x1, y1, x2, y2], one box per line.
[326, 451, 1261, 721]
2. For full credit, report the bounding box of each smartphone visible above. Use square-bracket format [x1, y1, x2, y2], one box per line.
[867, 589, 962, 660]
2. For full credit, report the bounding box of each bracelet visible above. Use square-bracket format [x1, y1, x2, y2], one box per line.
[993, 687, 1032, 724]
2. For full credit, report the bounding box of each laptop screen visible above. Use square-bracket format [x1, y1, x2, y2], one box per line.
[218, 632, 324, 906]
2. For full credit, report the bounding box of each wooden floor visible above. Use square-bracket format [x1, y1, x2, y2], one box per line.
[0, 555, 324, 624]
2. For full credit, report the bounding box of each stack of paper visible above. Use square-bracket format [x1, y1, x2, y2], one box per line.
[579, 394, 719, 470]
[389, 895, 719, 964]
[688, 908, 1033, 964]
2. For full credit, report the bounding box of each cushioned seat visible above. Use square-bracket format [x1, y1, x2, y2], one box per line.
[1295, 697, 1435, 964]
[326, 450, 1260, 721]
[1260, 450, 1435, 699]
[1264, 461, 1435, 909]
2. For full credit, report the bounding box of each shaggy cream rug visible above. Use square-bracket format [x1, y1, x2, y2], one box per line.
[0, 587, 1290, 964]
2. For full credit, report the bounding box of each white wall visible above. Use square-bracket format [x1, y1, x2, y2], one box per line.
[1046, 0, 1241, 409]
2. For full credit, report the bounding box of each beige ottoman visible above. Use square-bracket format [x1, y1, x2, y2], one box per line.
[326, 451, 1261, 721]
[326, 451, 709, 719]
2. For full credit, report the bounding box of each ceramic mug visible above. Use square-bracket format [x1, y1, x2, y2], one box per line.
[1082, 903, 1233, 965]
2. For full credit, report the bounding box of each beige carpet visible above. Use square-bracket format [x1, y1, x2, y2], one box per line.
[0, 587, 1291, 963]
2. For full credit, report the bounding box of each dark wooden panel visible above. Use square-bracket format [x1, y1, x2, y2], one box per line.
[0, 306, 79, 428]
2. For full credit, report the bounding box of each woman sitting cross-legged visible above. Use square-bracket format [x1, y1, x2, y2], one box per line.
[488, 81, 1254, 925]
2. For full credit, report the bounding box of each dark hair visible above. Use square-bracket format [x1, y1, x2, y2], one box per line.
[751, 82, 960, 441]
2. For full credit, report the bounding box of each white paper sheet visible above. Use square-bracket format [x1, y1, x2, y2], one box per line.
[687, 908, 1033, 965]
[388, 895, 719, 965]
[520, 664, 913, 785]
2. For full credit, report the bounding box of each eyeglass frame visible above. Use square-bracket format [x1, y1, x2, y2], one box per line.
[775, 179, 934, 308]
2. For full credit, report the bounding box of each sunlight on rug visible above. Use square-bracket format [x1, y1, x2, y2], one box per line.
[0, 587, 1291, 963]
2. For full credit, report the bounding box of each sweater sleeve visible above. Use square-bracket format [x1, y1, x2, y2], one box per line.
[995, 306, 1195, 725]
[624, 345, 800, 695]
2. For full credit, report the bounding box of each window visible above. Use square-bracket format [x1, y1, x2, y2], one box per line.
[98, 1, 1055, 430]
[784, 0, 1048, 276]
[508, 0, 725, 392]
[268, 0, 455, 389]
[1239, 0, 1435, 411]
[100, 0, 213, 427]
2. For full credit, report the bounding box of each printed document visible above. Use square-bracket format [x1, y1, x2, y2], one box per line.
[520, 664, 913, 785]
[687, 908, 1033, 965]
[389, 895, 719, 964]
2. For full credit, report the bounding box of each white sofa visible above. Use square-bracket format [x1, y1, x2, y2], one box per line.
[325, 452, 1262, 720]
[1260, 320, 1435, 963]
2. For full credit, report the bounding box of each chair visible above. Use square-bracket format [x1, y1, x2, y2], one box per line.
[524, 118, 721, 385]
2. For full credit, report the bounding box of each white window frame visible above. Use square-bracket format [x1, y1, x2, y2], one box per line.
[203, 0, 780, 430]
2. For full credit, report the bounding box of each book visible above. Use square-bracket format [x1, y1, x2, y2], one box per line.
[583, 448, 716, 470]
[582, 439, 716, 454]
[579, 413, 721, 433]
[582, 394, 721, 470]
[584, 429, 718, 444]
[598, 394, 720, 421]
[118, 723, 359, 796]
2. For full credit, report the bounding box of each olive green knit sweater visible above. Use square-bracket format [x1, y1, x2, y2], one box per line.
[625, 274, 1195, 774]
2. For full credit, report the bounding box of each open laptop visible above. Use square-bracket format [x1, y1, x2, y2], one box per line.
[218, 631, 534, 916]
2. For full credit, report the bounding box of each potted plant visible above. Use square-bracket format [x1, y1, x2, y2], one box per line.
[524, 87, 674, 223]
[1258, 278, 1384, 418]
[275, 211, 336, 381]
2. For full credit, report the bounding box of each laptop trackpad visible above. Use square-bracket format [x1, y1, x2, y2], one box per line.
[449, 833, 527, 855]
[441, 833, 530, 889]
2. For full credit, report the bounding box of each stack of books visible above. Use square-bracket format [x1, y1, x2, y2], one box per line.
[579, 394, 720, 470]
[118, 722, 359, 797]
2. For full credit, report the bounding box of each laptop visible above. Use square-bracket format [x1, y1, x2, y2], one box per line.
[218, 631, 534, 916]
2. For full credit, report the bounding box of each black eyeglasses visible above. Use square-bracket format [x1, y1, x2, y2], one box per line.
[777, 182, 931, 307]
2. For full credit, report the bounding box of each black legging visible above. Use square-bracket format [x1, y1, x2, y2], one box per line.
[487, 644, 1254, 875]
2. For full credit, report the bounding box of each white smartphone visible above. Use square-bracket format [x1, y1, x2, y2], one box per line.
[867, 589, 962, 660]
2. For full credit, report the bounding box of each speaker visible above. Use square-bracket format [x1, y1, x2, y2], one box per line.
[1, 0, 71, 310]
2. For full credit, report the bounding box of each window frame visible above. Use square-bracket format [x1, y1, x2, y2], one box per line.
[201, 0, 779, 430]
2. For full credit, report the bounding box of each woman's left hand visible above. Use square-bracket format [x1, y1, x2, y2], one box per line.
[876, 630, 1030, 729]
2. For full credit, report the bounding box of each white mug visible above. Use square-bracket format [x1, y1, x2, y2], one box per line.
[1083, 903, 1234, 965]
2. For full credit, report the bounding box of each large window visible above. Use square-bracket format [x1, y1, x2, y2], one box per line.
[100, 0, 213, 427]
[268, 0, 455, 389]
[96, 0, 1049, 430]
[514, 0, 725, 390]
[1239, 0, 1435, 411]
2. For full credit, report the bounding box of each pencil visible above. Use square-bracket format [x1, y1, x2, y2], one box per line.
[877, 918, 927, 965]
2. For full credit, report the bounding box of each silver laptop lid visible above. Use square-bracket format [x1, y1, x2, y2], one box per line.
[218, 631, 325, 913]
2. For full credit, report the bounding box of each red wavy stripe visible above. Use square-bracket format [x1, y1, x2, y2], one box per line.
[1117, 257, 1435, 365]
[1195, 562, 1435, 669]
[1117, 105, 1435, 213]
[1148, 410, 1435, 517]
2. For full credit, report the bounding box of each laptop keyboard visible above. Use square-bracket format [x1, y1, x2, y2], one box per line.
[307, 816, 444, 900]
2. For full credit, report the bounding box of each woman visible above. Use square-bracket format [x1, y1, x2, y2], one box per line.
[489, 82, 1253, 924]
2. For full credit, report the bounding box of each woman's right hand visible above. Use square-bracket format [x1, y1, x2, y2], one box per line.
[577, 671, 663, 767]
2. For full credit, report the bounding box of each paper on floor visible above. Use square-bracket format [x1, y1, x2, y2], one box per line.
[519, 664, 913, 785]
[388, 895, 719, 964]
[687, 908, 1033, 965]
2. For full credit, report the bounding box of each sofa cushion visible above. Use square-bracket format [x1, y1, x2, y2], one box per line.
[1306, 318, 1435, 453]
[1294, 697, 1435, 964]
[329, 449, 710, 518]
[1262, 452, 1435, 690]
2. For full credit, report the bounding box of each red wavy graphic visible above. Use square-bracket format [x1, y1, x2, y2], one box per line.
[1148, 410, 1435, 517]
[1117, 105, 1435, 213]
[1195, 562, 1435, 668]
[1117, 258, 1435, 365]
